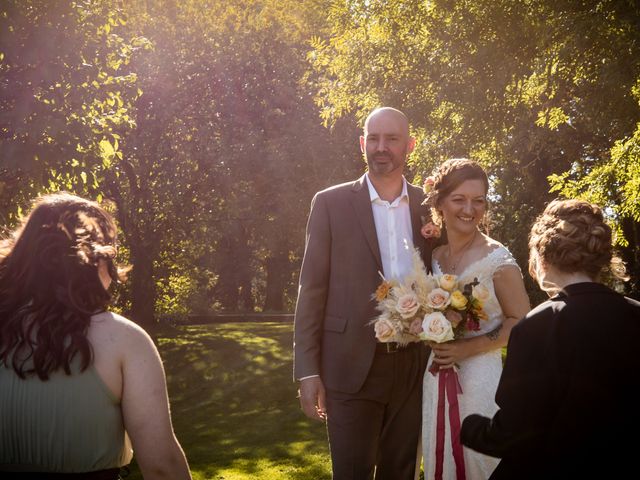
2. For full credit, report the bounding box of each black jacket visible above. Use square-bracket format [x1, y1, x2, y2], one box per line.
[461, 282, 640, 479]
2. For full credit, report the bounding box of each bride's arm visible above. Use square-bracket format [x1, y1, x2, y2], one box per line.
[430, 265, 530, 366]
[486, 264, 531, 344]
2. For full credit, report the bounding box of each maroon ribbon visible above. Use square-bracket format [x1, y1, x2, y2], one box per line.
[431, 365, 466, 480]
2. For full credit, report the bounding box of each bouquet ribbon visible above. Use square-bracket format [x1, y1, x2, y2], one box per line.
[431, 364, 466, 480]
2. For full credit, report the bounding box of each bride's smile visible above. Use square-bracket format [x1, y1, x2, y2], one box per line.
[439, 178, 487, 234]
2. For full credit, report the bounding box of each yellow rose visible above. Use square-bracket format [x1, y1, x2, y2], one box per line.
[439, 274, 458, 292]
[450, 290, 468, 309]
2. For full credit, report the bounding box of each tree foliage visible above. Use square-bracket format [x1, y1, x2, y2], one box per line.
[0, 0, 146, 221]
[4, 0, 637, 322]
[310, 0, 640, 297]
[112, 0, 362, 320]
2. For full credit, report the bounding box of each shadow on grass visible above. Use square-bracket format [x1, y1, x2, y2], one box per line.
[127, 323, 331, 480]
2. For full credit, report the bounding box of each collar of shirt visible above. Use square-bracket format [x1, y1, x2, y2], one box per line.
[365, 173, 409, 207]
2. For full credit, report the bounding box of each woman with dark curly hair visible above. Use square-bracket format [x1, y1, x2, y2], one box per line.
[0, 192, 191, 479]
[420, 158, 530, 480]
[461, 198, 640, 479]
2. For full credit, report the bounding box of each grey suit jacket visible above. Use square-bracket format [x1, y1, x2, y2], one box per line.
[293, 174, 432, 393]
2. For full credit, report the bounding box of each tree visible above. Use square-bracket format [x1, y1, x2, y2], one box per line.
[549, 78, 640, 293]
[121, 0, 362, 315]
[310, 0, 640, 297]
[0, 0, 143, 221]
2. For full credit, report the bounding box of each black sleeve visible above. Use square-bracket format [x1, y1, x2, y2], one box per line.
[461, 315, 552, 457]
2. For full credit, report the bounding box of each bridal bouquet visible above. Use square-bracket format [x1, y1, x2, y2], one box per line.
[419, 274, 490, 343]
[371, 250, 490, 345]
[371, 249, 437, 345]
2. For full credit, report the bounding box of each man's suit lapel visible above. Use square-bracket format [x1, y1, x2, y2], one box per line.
[408, 183, 434, 274]
[408, 185, 426, 248]
[350, 175, 383, 271]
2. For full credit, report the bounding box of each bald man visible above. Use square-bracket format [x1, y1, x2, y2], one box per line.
[293, 107, 433, 479]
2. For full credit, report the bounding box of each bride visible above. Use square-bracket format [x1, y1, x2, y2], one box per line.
[421, 159, 530, 480]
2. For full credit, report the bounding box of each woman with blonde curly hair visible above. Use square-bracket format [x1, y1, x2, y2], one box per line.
[0, 192, 191, 479]
[461, 198, 640, 479]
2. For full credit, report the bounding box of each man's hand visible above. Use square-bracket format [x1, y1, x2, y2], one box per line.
[298, 376, 327, 422]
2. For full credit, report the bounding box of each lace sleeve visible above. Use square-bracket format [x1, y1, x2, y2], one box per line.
[487, 245, 522, 278]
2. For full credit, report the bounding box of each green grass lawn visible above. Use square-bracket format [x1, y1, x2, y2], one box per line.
[125, 322, 331, 480]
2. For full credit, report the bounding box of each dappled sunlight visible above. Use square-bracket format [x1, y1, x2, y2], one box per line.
[126, 322, 330, 480]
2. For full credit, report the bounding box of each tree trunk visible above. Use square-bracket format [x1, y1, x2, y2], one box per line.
[263, 252, 288, 312]
[214, 266, 240, 311]
[238, 268, 254, 312]
[213, 221, 251, 311]
[621, 217, 640, 298]
[129, 242, 157, 326]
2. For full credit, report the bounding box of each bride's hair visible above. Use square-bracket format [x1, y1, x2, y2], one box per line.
[426, 158, 489, 228]
[528, 199, 628, 284]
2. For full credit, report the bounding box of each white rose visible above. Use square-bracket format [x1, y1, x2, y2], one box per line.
[439, 274, 458, 292]
[374, 319, 398, 342]
[396, 293, 420, 318]
[472, 283, 491, 303]
[426, 288, 451, 310]
[420, 312, 454, 343]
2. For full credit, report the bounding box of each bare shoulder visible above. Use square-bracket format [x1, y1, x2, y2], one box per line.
[89, 311, 155, 351]
[479, 233, 506, 255]
[462, 233, 500, 263]
[88, 312, 159, 401]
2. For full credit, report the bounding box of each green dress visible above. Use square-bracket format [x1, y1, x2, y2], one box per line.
[0, 356, 133, 472]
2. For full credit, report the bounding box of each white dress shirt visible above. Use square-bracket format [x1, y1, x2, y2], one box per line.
[365, 173, 415, 281]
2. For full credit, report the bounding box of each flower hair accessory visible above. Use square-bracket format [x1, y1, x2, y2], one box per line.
[421, 221, 441, 240]
[423, 176, 436, 194]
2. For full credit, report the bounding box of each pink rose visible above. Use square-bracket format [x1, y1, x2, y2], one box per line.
[396, 293, 420, 319]
[374, 319, 398, 342]
[426, 288, 451, 310]
[423, 176, 436, 194]
[421, 222, 441, 240]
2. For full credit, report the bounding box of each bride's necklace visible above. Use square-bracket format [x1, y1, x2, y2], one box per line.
[446, 230, 478, 274]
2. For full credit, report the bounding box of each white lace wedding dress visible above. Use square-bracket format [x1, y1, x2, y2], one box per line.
[421, 244, 520, 480]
